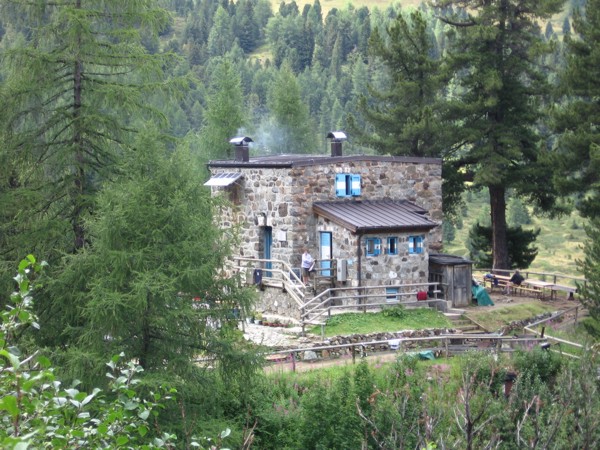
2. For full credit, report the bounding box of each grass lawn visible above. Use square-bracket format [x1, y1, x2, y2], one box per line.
[465, 303, 559, 332]
[309, 306, 452, 337]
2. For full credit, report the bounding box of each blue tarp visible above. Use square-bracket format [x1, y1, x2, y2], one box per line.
[472, 285, 494, 306]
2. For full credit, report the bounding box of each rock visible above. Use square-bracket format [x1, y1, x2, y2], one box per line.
[303, 350, 318, 361]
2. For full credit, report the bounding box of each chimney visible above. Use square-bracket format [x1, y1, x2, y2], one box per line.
[229, 136, 253, 162]
[326, 131, 347, 157]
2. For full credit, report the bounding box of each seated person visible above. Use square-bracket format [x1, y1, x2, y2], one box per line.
[505, 270, 524, 294]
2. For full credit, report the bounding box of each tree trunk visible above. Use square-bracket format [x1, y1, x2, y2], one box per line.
[72, 0, 85, 250]
[489, 185, 509, 270]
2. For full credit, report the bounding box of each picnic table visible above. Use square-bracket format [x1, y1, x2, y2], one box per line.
[549, 283, 577, 300]
[482, 274, 511, 290]
[522, 279, 554, 299]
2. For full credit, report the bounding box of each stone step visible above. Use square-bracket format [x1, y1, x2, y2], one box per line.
[453, 325, 482, 332]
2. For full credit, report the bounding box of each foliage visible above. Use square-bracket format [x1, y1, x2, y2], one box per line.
[467, 222, 540, 269]
[577, 218, 600, 336]
[508, 198, 532, 227]
[0, 255, 230, 449]
[553, 0, 600, 218]
[439, 0, 564, 269]
[351, 9, 446, 158]
[199, 58, 249, 160]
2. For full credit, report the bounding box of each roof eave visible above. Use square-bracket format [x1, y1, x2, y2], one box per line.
[354, 224, 439, 234]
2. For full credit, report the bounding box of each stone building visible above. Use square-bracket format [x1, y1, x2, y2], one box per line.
[205, 134, 443, 317]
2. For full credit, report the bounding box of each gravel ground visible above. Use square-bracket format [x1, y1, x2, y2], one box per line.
[241, 322, 320, 349]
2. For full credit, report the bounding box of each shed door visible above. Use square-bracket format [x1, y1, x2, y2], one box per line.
[320, 232, 332, 276]
[453, 265, 471, 307]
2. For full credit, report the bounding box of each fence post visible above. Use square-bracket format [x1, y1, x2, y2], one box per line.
[352, 345, 356, 365]
[445, 337, 449, 358]
[291, 352, 296, 373]
[575, 307, 579, 326]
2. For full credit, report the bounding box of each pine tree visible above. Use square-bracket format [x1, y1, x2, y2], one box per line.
[553, 0, 600, 218]
[439, 0, 563, 270]
[207, 5, 236, 57]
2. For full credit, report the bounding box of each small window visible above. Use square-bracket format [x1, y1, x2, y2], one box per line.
[387, 237, 398, 255]
[335, 173, 361, 197]
[365, 237, 381, 256]
[408, 235, 424, 254]
[386, 287, 399, 302]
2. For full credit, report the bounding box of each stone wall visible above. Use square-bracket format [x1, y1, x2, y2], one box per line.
[294, 328, 459, 357]
[317, 216, 429, 288]
[253, 285, 302, 320]
[210, 156, 442, 273]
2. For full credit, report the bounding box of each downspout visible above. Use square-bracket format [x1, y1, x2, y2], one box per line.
[357, 233, 363, 307]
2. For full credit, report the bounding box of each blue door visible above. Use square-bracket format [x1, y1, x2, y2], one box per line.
[320, 232, 332, 277]
[264, 226, 272, 277]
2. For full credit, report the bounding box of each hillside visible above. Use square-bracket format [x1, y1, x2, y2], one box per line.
[444, 191, 587, 277]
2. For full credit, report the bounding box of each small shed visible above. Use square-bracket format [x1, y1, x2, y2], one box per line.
[429, 253, 473, 307]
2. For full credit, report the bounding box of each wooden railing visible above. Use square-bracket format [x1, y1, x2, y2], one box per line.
[299, 282, 443, 333]
[232, 257, 305, 307]
[523, 306, 586, 359]
[264, 334, 549, 371]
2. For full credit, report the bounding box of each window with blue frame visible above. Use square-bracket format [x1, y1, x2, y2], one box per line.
[408, 235, 424, 254]
[386, 287, 399, 302]
[387, 237, 398, 255]
[335, 173, 361, 197]
[365, 237, 381, 256]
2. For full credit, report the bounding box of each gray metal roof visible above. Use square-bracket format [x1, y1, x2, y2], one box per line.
[429, 253, 473, 266]
[313, 200, 438, 234]
[208, 154, 442, 168]
[204, 172, 243, 186]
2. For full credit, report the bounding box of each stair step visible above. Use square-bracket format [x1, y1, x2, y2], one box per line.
[454, 325, 481, 332]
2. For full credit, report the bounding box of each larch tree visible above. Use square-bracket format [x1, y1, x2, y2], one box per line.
[439, 0, 564, 270]
[350, 10, 446, 158]
[0, 0, 178, 298]
[265, 60, 316, 154]
[198, 58, 249, 160]
[44, 132, 261, 440]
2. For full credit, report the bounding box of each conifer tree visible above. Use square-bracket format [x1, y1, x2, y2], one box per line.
[439, 0, 563, 269]
[47, 132, 260, 390]
[0, 0, 178, 301]
[553, 0, 600, 218]
[265, 61, 316, 153]
[350, 10, 446, 157]
[198, 58, 248, 160]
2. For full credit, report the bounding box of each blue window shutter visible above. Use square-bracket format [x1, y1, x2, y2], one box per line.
[408, 236, 415, 254]
[335, 174, 346, 197]
[416, 236, 423, 253]
[351, 174, 361, 196]
[374, 238, 381, 256]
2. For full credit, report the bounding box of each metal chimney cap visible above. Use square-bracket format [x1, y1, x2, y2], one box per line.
[229, 136, 254, 145]
[326, 131, 347, 141]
